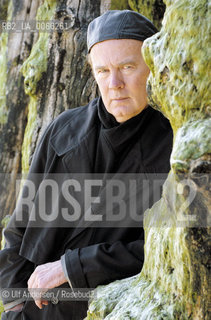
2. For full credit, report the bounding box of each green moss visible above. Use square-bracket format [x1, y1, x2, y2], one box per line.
[110, 0, 130, 10]
[0, 33, 8, 124]
[142, 0, 211, 134]
[0, 299, 4, 317]
[21, 97, 37, 173]
[21, 0, 57, 96]
[141, 175, 193, 300]
[110, 0, 164, 29]
[128, 0, 164, 29]
[0, 0, 13, 124]
[129, 0, 154, 21]
[0, 0, 9, 21]
[1, 215, 11, 249]
[87, 0, 210, 319]
[86, 276, 138, 320]
[87, 172, 206, 319]
[0, 215, 10, 317]
[21, 34, 49, 96]
[87, 272, 188, 319]
[21, 0, 57, 172]
[171, 118, 211, 173]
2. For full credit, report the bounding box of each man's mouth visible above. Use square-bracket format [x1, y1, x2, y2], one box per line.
[111, 97, 129, 102]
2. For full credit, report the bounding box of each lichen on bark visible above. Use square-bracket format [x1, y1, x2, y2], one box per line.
[21, 97, 38, 173]
[143, 0, 210, 133]
[0, 0, 13, 124]
[128, 0, 166, 29]
[86, 0, 210, 319]
[110, 0, 130, 10]
[110, 0, 165, 29]
[21, 0, 57, 96]
[21, 0, 57, 173]
[0, 32, 8, 124]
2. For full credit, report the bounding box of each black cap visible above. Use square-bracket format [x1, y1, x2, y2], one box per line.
[87, 10, 158, 52]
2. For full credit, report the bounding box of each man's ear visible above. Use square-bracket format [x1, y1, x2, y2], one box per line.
[86, 53, 91, 66]
[86, 53, 95, 78]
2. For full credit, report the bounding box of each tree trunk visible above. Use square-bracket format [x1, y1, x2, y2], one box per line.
[0, 0, 41, 218]
[86, 0, 211, 319]
[0, 0, 114, 221]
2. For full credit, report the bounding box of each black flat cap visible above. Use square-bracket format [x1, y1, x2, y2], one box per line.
[87, 10, 158, 52]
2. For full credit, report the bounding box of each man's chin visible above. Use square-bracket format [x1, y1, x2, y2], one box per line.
[113, 112, 131, 123]
[112, 106, 141, 122]
[112, 106, 130, 120]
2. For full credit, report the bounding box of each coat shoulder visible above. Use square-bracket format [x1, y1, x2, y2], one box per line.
[51, 98, 99, 134]
[141, 107, 173, 172]
[49, 98, 100, 156]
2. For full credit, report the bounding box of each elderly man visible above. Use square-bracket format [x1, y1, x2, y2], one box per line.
[0, 10, 173, 320]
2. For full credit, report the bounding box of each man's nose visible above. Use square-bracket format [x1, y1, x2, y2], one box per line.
[108, 71, 124, 89]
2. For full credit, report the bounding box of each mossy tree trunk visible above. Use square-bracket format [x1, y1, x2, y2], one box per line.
[86, 0, 211, 319]
[0, 0, 41, 219]
[3, 1, 209, 320]
[0, 0, 112, 222]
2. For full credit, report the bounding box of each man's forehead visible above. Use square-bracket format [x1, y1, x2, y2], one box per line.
[90, 39, 144, 68]
[90, 38, 143, 51]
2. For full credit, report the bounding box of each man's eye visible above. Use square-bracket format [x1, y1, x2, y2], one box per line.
[98, 69, 108, 74]
[123, 65, 132, 70]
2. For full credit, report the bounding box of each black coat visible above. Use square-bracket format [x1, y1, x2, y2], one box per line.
[0, 98, 173, 320]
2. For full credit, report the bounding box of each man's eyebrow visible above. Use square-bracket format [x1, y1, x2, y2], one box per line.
[118, 59, 137, 66]
[94, 59, 137, 70]
[94, 65, 107, 70]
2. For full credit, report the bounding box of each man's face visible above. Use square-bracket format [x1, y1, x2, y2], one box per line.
[90, 39, 150, 123]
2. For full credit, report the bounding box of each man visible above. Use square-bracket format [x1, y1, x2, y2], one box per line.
[0, 10, 173, 320]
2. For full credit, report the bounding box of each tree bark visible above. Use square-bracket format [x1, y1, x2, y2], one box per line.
[0, 0, 112, 221]
[1, 0, 209, 319]
[3, 1, 193, 319]
[0, 0, 42, 218]
[86, 0, 211, 318]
